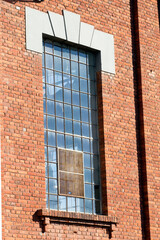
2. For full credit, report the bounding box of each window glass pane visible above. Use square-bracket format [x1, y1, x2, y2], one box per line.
[63, 59, 70, 74]
[79, 50, 87, 64]
[80, 79, 88, 93]
[42, 68, 45, 82]
[76, 198, 84, 213]
[73, 106, 80, 121]
[64, 89, 71, 104]
[48, 116, 55, 130]
[49, 179, 57, 194]
[84, 154, 91, 168]
[71, 48, 78, 61]
[47, 100, 54, 115]
[49, 163, 57, 178]
[85, 184, 92, 198]
[43, 84, 46, 98]
[80, 64, 87, 78]
[72, 91, 79, 106]
[81, 108, 89, 123]
[56, 118, 64, 132]
[68, 197, 75, 212]
[74, 137, 82, 151]
[84, 169, 92, 183]
[63, 74, 71, 89]
[43, 99, 46, 113]
[46, 178, 48, 193]
[85, 199, 92, 214]
[46, 54, 53, 69]
[48, 132, 56, 146]
[46, 69, 54, 84]
[59, 196, 66, 211]
[55, 87, 63, 102]
[44, 131, 47, 145]
[48, 147, 57, 162]
[82, 123, 89, 137]
[62, 46, 69, 59]
[65, 135, 73, 150]
[54, 56, 62, 71]
[72, 76, 79, 91]
[45, 146, 47, 161]
[44, 115, 46, 129]
[49, 195, 58, 210]
[47, 85, 54, 100]
[73, 121, 81, 136]
[55, 71, 62, 87]
[83, 138, 90, 153]
[57, 133, 64, 148]
[87, 52, 95, 66]
[45, 41, 52, 53]
[54, 44, 61, 56]
[56, 102, 63, 117]
[65, 119, 72, 134]
[71, 61, 78, 76]
[64, 104, 72, 119]
[80, 93, 88, 107]
[88, 66, 96, 80]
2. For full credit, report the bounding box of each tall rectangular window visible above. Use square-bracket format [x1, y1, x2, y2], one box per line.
[43, 39, 101, 214]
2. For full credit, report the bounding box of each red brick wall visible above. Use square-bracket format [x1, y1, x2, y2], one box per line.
[1, 0, 159, 239]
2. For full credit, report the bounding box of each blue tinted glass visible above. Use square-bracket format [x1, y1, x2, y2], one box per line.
[57, 133, 64, 148]
[56, 118, 64, 132]
[84, 169, 92, 183]
[80, 79, 88, 93]
[43, 84, 46, 98]
[46, 54, 53, 69]
[47, 85, 54, 100]
[76, 198, 84, 213]
[56, 102, 63, 117]
[42, 68, 45, 82]
[90, 96, 97, 109]
[49, 163, 57, 178]
[65, 135, 73, 149]
[71, 48, 78, 61]
[48, 116, 55, 130]
[46, 69, 54, 84]
[91, 110, 97, 124]
[49, 179, 57, 194]
[80, 64, 87, 78]
[64, 104, 72, 119]
[80, 93, 88, 107]
[54, 44, 61, 56]
[74, 137, 82, 151]
[90, 80, 96, 95]
[83, 138, 90, 152]
[65, 119, 72, 134]
[73, 121, 81, 135]
[71, 61, 78, 76]
[68, 197, 75, 212]
[45, 41, 52, 53]
[49, 195, 58, 210]
[47, 100, 54, 115]
[48, 132, 56, 146]
[55, 87, 63, 102]
[81, 108, 89, 122]
[85, 184, 92, 198]
[63, 59, 70, 74]
[72, 91, 79, 106]
[59, 196, 66, 211]
[44, 115, 46, 129]
[87, 52, 95, 66]
[48, 147, 56, 162]
[85, 199, 92, 214]
[44, 131, 47, 145]
[55, 71, 62, 87]
[88, 66, 96, 80]
[43, 99, 46, 113]
[62, 46, 69, 59]
[79, 50, 87, 64]
[72, 76, 79, 91]
[54, 56, 62, 71]
[45, 146, 47, 161]
[84, 154, 91, 168]
[63, 74, 71, 89]
[82, 123, 89, 137]
[46, 178, 48, 193]
[64, 89, 71, 104]
[73, 106, 80, 121]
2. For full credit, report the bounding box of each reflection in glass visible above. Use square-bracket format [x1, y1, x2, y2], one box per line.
[48, 132, 56, 146]
[46, 69, 54, 84]
[73, 106, 80, 121]
[54, 56, 62, 71]
[81, 108, 89, 122]
[82, 123, 89, 137]
[83, 138, 90, 152]
[72, 91, 79, 106]
[79, 50, 87, 64]
[80, 79, 88, 93]
[85, 199, 92, 213]
[85, 184, 92, 198]
[72, 76, 79, 91]
[84, 169, 92, 183]
[62, 46, 69, 59]
[49, 163, 57, 178]
[48, 147, 56, 162]
[55, 87, 63, 102]
[63, 74, 71, 89]
[56, 118, 64, 132]
[54, 44, 61, 56]
[65, 135, 73, 149]
[84, 154, 91, 168]
[76, 198, 84, 213]
[55, 71, 62, 87]
[49, 195, 58, 210]
[71, 48, 78, 61]
[46, 54, 53, 69]
[57, 133, 64, 148]
[56, 102, 63, 117]
[63, 59, 70, 74]
[64, 89, 71, 104]
[59, 196, 66, 211]
[80, 64, 87, 78]
[73, 121, 81, 136]
[74, 137, 82, 151]
[64, 104, 72, 119]
[81, 93, 88, 107]
[47, 85, 54, 100]
[47, 100, 54, 115]
[48, 116, 55, 130]
[49, 179, 57, 194]
[65, 119, 72, 134]
[71, 61, 78, 76]
[68, 197, 75, 212]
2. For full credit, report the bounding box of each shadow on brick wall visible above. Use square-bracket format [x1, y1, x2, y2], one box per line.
[130, 0, 151, 239]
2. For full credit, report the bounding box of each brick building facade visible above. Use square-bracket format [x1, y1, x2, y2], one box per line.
[0, 0, 159, 239]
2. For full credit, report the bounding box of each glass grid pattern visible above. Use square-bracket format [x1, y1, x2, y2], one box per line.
[43, 40, 101, 214]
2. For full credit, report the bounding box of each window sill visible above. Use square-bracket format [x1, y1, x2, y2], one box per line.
[36, 208, 118, 237]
